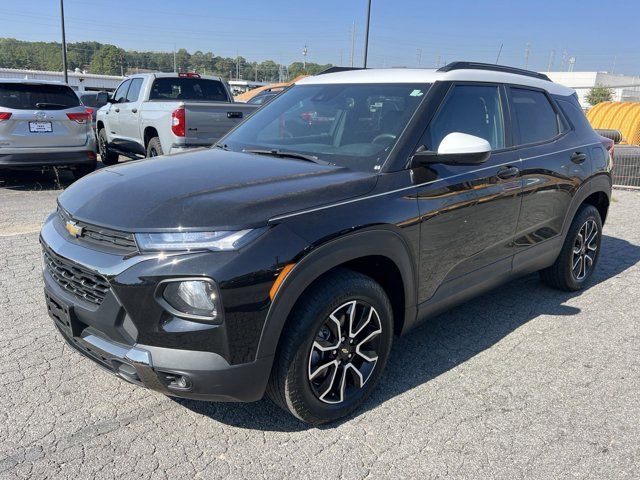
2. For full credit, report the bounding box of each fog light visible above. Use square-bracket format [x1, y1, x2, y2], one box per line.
[162, 279, 219, 320]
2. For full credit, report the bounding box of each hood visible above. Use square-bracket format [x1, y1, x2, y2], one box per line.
[58, 148, 377, 231]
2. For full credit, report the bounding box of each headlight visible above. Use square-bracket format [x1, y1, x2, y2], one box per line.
[135, 229, 257, 252]
[161, 279, 220, 320]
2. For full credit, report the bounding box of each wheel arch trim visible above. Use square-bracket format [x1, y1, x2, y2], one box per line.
[255, 228, 418, 360]
[561, 173, 612, 237]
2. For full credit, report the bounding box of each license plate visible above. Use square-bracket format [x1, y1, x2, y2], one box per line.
[29, 121, 52, 133]
[44, 289, 73, 336]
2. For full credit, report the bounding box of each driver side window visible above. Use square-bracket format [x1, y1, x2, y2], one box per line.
[424, 84, 505, 151]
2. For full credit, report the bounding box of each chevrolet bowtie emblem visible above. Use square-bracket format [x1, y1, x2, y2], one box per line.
[65, 221, 83, 238]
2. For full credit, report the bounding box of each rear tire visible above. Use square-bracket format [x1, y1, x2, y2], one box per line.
[540, 204, 603, 291]
[71, 160, 97, 181]
[146, 137, 163, 157]
[266, 269, 393, 424]
[98, 129, 119, 166]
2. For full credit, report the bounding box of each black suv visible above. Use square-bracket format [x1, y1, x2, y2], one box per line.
[41, 63, 612, 424]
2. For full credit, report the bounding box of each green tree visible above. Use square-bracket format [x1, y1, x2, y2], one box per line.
[90, 45, 125, 75]
[586, 84, 614, 106]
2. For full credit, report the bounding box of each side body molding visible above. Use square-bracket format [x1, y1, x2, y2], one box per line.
[255, 228, 418, 360]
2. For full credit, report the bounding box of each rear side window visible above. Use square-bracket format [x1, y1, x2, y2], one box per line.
[0, 83, 80, 110]
[149, 78, 229, 102]
[556, 97, 593, 133]
[423, 84, 505, 150]
[126, 78, 144, 102]
[510, 88, 560, 145]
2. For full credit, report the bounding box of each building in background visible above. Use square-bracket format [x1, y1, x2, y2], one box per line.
[0, 68, 123, 92]
[543, 71, 640, 109]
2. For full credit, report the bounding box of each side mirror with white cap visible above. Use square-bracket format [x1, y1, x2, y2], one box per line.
[412, 132, 492, 166]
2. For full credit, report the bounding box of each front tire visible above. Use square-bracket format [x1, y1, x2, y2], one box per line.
[97, 129, 119, 166]
[540, 204, 603, 291]
[266, 269, 393, 424]
[146, 137, 163, 157]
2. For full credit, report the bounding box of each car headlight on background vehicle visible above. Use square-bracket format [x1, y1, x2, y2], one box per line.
[135, 229, 258, 252]
[160, 279, 221, 321]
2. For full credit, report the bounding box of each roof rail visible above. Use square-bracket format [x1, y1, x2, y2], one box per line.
[438, 62, 551, 82]
[316, 66, 366, 76]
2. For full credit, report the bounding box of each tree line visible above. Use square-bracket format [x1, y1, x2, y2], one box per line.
[0, 38, 332, 81]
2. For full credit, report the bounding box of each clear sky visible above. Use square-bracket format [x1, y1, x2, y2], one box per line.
[3, 0, 640, 75]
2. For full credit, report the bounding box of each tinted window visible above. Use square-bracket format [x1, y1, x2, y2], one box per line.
[556, 97, 593, 133]
[511, 88, 559, 145]
[80, 93, 98, 107]
[0, 83, 80, 110]
[113, 80, 130, 103]
[222, 83, 429, 172]
[126, 78, 144, 102]
[424, 84, 505, 150]
[149, 78, 229, 101]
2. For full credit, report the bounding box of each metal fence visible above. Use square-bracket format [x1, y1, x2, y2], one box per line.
[612, 146, 640, 189]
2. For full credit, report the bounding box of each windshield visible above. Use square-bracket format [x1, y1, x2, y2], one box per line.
[0, 83, 80, 110]
[221, 83, 430, 172]
[149, 77, 229, 102]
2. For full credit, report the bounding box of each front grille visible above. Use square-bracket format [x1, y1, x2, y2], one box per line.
[43, 246, 110, 306]
[58, 208, 138, 253]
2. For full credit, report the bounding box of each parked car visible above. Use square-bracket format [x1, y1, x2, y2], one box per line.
[41, 62, 612, 424]
[95, 72, 258, 165]
[0, 79, 97, 179]
[77, 91, 108, 132]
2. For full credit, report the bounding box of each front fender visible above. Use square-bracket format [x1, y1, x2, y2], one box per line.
[255, 228, 418, 360]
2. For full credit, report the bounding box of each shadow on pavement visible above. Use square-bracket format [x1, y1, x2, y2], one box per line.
[175, 234, 640, 431]
[0, 158, 128, 192]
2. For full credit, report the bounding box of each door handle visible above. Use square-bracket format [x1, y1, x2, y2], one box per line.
[131, 108, 137, 114]
[227, 111, 243, 119]
[497, 166, 520, 180]
[114, 108, 120, 113]
[571, 152, 587, 164]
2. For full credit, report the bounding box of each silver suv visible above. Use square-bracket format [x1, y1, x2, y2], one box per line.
[0, 79, 97, 180]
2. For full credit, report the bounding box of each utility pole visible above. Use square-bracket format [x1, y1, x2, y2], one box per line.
[495, 43, 503, 64]
[350, 22, 356, 67]
[568, 56, 576, 72]
[302, 45, 308, 70]
[611, 55, 617, 74]
[546, 49, 555, 71]
[416, 48, 422, 67]
[363, 0, 372, 68]
[59, 0, 68, 83]
[236, 54, 240, 79]
[524, 42, 531, 69]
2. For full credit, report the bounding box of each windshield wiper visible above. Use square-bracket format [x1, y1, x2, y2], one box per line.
[214, 143, 230, 150]
[35, 102, 68, 109]
[242, 148, 328, 165]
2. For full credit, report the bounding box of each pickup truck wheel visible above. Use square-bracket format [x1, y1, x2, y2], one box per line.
[98, 129, 119, 166]
[146, 137, 163, 157]
[540, 204, 603, 291]
[266, 269, 393, 424]
[71, 160, 97, 181]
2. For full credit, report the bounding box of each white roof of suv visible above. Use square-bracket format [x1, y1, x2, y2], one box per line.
[298, 67, 575, 97]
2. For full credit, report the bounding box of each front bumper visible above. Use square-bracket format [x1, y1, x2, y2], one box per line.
[50, 306, 273, 402]
[40, 212, 275, 402]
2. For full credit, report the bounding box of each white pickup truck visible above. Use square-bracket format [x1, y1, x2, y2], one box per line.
[95, 72, 258, 164]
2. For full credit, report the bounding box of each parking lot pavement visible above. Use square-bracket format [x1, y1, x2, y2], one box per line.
[0, 169, 638, 479]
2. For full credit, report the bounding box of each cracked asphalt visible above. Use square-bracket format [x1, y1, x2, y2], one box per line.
[1, 168, 639, 479]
